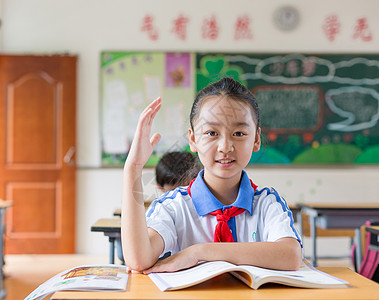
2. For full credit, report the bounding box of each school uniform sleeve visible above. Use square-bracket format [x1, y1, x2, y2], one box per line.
[259, 188, 302, 245]
[145, 197, 179, 257]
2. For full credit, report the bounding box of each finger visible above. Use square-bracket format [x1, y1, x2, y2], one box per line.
[150, 133, 161, 148]
[142, 265, 163, 274]
[146, 102, 161, 127]
[142, 97, 161, 115]
[139, 99, 162, 129]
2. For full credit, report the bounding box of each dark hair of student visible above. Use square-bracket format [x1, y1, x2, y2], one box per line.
[189, 77, 260, 131]
[155, 151, 202, 188]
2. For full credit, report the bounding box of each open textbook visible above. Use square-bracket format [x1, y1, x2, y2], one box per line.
[148, 260, 349, 291]
[24, 264, 128, 300]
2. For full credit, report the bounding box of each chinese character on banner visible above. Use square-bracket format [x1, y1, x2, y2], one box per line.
[202, 16, 219, 40]
[353, 18, 372, 41]
[323, 15, 340, 42]
[141, 14, 159, 41]
[172, 14, 189, 40]
[234, 15, 253, 40]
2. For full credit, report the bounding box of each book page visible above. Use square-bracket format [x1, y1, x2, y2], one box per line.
[149, 261, 237, 291]
[237, 260, 348, 288]
[25, 264, 128, 300]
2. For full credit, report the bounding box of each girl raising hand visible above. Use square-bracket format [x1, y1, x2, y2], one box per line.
[122, 78, 302, 274]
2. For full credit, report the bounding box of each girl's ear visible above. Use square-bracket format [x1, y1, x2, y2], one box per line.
[188, 128, 198, 153]
[253, 127, 261, 152]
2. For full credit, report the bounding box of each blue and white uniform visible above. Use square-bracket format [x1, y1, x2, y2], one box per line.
[146, 170, 302, 257]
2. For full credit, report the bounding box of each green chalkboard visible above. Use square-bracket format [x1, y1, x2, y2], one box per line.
[196, 53, 379, 164]
[100, 52, 379, 166]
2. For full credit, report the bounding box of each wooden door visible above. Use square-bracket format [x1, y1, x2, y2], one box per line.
[0, 55, 76, 253]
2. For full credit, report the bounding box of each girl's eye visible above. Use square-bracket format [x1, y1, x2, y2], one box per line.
[206, 131, 218, 137]
[234, 132, 245, 137]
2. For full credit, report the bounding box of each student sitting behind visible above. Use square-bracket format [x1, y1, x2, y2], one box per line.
[156, 151, 202, 193]
[122, 77, 302, 273]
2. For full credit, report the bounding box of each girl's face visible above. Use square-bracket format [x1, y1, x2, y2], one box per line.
[189, 96, 261, 185]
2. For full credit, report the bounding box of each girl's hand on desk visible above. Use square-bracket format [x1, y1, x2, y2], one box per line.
[143, 244, 200, 274]
[125, 97, 162, 169]
[126, 265, 143, 274]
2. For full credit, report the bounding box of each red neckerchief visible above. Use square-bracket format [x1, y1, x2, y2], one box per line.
[187, 176, 257, 243]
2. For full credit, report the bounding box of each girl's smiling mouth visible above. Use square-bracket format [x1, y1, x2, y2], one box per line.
[216, 159, 235, 167]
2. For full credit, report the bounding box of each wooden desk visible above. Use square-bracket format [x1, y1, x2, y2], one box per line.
[91, 218, 121, 264]
[0, 200, 12, 299]
[297, 203, 379, 268]
[113, 200, 152, 217]
[51, 267, 379, 299]
[288, 203, 300, 223]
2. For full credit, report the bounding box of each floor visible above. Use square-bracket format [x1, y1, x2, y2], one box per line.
[2, 254, 354, 300]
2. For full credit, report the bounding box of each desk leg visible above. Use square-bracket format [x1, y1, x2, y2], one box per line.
[0, 209, 6, 299]
[109, 237, 115, 264]
[355, 228, 362, 271]
[310, 215, 318, 267]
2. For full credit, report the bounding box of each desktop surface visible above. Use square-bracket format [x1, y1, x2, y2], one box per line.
[52, 267, 379, 299]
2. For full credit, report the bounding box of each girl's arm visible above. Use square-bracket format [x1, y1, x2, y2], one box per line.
[143, 237, 302, 273]
[121, 97, 165, 271]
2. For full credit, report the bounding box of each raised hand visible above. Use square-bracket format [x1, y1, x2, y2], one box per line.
[125, 97, 162, 169]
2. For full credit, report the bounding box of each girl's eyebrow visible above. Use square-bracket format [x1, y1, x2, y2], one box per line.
[204, 121, 250, 127]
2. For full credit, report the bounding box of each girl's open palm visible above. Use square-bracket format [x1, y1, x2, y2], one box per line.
[126, 97, 162, 168]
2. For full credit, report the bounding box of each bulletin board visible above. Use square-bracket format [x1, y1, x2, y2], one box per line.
[101, 52, 379, 166]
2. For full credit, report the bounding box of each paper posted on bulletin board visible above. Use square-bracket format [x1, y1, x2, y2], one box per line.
[101, 52, 195, 166]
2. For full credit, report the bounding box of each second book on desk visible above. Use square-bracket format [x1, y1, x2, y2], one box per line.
[25, 264, 128, 300]
[149, 260, 349, 291]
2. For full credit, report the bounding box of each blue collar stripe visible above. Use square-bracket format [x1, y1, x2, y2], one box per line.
[269, 188, 303, 248]
[191, 170, 254, 216]
[146, 188, 188, 218]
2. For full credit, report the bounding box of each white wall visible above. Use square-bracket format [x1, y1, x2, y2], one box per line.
[1, 0, 379, 257]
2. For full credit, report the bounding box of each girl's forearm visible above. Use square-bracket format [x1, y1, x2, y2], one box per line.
[121, 165, 163, 271]
[195, 239, 302, 271]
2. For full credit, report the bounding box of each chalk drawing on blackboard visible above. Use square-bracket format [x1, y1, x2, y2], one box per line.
[293, 143, 362, 164]
[196, 54, 245, 91]
[326, 87, 379, 132]
[355, 145, 379, 163]
[334, 58, 379, 85]
[253, 85, 323, 133]
[235, 54, 335, 84]
[236, 55, 379, 86]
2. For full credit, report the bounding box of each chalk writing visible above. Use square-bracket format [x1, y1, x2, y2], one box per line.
[254, 86, 322, 132]
[326, 87, 379, 131]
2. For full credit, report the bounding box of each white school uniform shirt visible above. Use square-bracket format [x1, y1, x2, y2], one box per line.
[146, 170, 302, 257]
